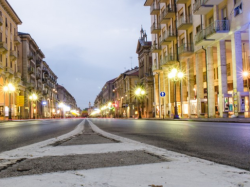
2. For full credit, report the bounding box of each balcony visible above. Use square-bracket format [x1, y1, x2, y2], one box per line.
[176, 0, 189, 4]
[160, 31, 176, 45]
[152, 63, 162, 72]
[163, 5, 175, 18]
[161, 54, 178, 66]
[151, 22, 161, 34]
[42, 78, 47, 83]
[10, 51, 17, 61]
[193, 0, 213, 15]
[28, 67, 35, 74]
[14, 72, 22, 81]
[150, 3, 160, 15]
[5, 67, 14, 78]
[159, 10, 170, 24]
[205, 20, 230, 39]
[36, 74, 41, 80]
[177, 16, 193, 30]
[195, 20, 230, 46]
[151, 43, 162, 53]
[178, 43, 194, 58]
[36, 60, 42, 67]
[28, 53, 33, 60]
[14, 35, 21, 45]
[0, 42, 8, 54]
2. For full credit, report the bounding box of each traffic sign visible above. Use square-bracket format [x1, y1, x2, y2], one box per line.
[160, 92, 166, 97]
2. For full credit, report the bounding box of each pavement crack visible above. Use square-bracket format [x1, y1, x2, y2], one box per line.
[0, 158, 26, 173]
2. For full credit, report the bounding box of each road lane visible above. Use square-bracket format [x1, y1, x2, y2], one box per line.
[90, 118, 250, 170]
[0, 119, 83, 153]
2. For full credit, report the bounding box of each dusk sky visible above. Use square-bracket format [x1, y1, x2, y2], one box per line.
[8, 0, 151, 109]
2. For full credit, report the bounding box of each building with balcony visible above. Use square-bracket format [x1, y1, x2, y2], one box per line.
[144, 0, 250, 119]
[113, 67, 139, 118]
[57, 84, 78, 117]
[0, 0, 22, 120]
[17, 32, 45, 118]
[40, 61, 58, 118]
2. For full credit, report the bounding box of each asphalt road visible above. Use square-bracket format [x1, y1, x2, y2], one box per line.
[0, 119, 83, 153]
[90, 118, 250, 170]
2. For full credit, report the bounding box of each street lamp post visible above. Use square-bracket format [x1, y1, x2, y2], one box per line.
[168, 68, 184, 119]
[3, 83, 16, 120]
[134, 87, 146, 119]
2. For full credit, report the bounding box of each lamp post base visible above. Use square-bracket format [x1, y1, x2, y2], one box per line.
[174, 115, 180, 119]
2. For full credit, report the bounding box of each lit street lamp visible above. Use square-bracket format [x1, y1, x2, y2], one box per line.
[134, 86, 146, 119]
[168, 68, 184, 119]
[29, 93, 38, 119]
[3, 83, 15, 120]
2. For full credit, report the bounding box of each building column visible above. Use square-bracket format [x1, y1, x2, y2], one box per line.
[207, 46, 215, 117]
[181, 61, 188, 117]
[195, 53, 204, 116]
[187, 57, 195, 117]
[231, 32, 244, 117]
[217, 40, 228, 118]
[153, 75, 157, 118]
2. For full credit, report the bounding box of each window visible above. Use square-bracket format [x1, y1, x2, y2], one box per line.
[208, 17, 213, 25]
[189, 32, 193, 44]
[203, 72, 207, 82]
[0, 32, 2, 42]
[196, 25, 201, 33]
[234, 3, 242, 17]
[5, 18, 7, 28]
[226, 64, 231, 76]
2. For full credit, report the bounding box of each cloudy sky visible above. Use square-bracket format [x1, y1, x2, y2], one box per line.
[8, 0, 151, 109]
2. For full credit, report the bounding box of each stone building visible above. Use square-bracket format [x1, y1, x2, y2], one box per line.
[17, 33, 58, 118]
[144, 0, 250, 118]
[57, 84, 77, 117]
[0, 0, 22, 120]
[40, 61, 58, 118]
[136, 27, 154, 118]
[113, 67, 139, 118]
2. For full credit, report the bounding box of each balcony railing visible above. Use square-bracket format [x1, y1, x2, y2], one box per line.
[28, 67, 35, 74]
[177, 16, 193, 29]
[5, 67, 14, 75]
[193, 0, 209, 13]
[152, 64, 161, 71]
[162, 54, 177, 65]
[151, 44, 162, 53]
[205, 20, 230, 37]
[151, 22, 161, 33]
[195, 29, 206, 44]
[178, 43, 194, 55]
[150, 2, 160, 15]
[195, 20, 229, 44]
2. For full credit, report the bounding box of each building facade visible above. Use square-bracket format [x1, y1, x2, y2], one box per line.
[145, 0, 250, 118]
[57, 84, 77, 117]
[113, 67, 139, 118]
[0, 0, 22, 120]
[136, 27, 154, 118]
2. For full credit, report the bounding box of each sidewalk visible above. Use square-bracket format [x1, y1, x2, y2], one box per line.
[0, 119, 249, 187]
[118, 117, 250, 123]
